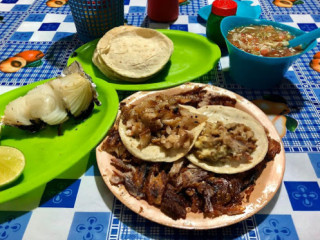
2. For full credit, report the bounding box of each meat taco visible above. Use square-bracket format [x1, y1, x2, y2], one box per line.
[96, 83, 284, 229]
[118, 95, 207, 162]
[187, 105, 269, 174]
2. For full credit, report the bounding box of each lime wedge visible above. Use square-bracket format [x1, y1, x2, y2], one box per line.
[0, 146, 25, 187]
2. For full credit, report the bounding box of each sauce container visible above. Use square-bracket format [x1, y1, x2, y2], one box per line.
[206, 0, 237, 49]
[147, 0, 179, 22]
[220, 16, 317, 89]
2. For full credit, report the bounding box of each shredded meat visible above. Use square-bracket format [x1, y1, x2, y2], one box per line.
[168, 159, 184, 178]
[110, 157, 134, 172]
[161, 185, 187, 220]
[177, 86, 237, 108]
[144, 164, 168, 206]
[119, 87, 236, 151]
[121, 94, 207, 150]
[105, 124, 280, 220]
[103, 89, 281, 220]
[266, 137, 281, 161]
[173, 167, 209, 191]
[193, 121, 257, 164]
[103, 126, 128, 159]
[122, 164, 148, 199]
[110, 172, 124, 185]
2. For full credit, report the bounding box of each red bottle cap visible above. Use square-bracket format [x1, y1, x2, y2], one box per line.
[211, 0, 237, 17]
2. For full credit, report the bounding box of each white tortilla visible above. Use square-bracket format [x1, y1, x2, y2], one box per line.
[92, 26, 173, 82]
[187, 105, 269, 174]
[118, 105, 206, 162]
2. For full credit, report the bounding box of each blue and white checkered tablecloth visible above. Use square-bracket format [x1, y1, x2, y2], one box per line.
[1, 0, 320, 239]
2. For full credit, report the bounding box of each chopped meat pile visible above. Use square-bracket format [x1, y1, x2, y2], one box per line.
[193, 121, 257, 164]
[102, 88, 281, 220]
[175, 86, 237, 108]
[103, 129, 280, 220]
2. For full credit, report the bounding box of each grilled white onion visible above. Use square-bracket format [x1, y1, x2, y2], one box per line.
[25, 84, 68, 125]
[50, 72, 94, 117]
[1, 61, 100, 131]
[2, 96, 32, 126]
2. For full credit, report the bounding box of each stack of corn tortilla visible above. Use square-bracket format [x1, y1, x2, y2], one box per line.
[92, 26, 174, 83]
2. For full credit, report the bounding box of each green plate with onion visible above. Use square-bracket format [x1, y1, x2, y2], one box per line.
[0, 78, 119, 204]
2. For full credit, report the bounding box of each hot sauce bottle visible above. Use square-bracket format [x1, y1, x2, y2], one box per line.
[206, 0, 237, 49]
[147, 0, 179, 22]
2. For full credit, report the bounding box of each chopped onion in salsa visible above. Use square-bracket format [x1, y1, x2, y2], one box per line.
[227, 25, 302, 57]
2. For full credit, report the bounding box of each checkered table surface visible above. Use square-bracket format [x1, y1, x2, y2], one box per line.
[0, 0, 320, 239]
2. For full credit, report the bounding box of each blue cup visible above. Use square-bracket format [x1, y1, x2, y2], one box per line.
[69, 0, 124, 43]
[220, 16, 317, 89]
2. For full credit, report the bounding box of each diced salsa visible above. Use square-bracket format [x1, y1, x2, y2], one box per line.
[227, 25, 303, 57]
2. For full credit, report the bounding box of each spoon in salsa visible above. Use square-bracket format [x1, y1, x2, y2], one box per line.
[285, 27, 320, 48]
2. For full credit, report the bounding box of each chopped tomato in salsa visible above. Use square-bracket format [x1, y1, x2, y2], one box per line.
[227, 25, 302, 57]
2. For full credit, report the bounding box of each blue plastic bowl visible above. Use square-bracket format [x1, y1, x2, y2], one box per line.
[220, 16, 317, 89]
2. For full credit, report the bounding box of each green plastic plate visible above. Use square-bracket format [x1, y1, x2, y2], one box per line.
[68, 29, 221, 91]
[0, 78, 119, 204]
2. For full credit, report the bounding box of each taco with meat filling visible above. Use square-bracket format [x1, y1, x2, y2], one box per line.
[97, 83, 284, 228]
[118, 95, 207, 162]
[187, 105, 269, 174]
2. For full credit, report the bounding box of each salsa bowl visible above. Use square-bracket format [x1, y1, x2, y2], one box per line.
[221, 16, 317, 89]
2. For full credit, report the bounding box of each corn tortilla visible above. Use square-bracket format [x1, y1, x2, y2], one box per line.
[187, 105, 269, 174]
[92, 26, 173, 82]
[118, 105, 206, 162]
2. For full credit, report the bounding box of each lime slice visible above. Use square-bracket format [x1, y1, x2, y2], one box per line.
[0, 146, 25, 187]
